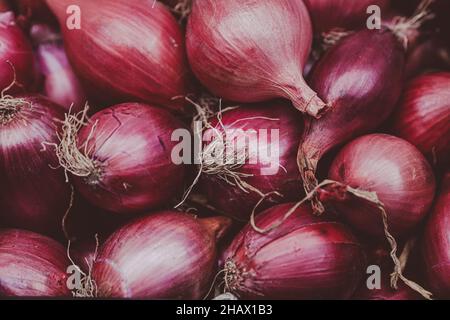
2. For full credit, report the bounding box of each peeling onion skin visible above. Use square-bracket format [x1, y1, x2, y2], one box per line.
[422, 172, 450, 299]
[391, 72, 450, 169]
[0, 229, 70, 297]
[73, 103, 187, 214]
[222, 203, 366, 299]
[92, 212, 231, 299]
[45, 0, 189, 112]
[0, 95, 71, 236]
[327, 134, 436, 239]
[200, 103, 304, 220]
[186, 0, 326, 118]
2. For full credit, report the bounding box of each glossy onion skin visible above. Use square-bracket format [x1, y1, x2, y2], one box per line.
[391, 72, 450, 168]
[304, 0, 390, 33]
[0, 229, 70, 297]
[0, 95, 71, 236]
[92, 212, 227, 299]
[422, 172, 450, 298]
[200, 103, 304, 220]
[186, 0, 326, 117]
[45, 0, 189, 111]
[0, 12, 34, 92]
[73, 103, 187, 214]
[300, 29, 404, 174]
[328, 134, 436, 239]
[222, 203, 366, 299]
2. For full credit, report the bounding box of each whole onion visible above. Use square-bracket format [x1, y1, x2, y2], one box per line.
[422, 172, 450, 298]
[186, 0, 327, 118]
[0, 229, 70, 297]
[325, 134, 436, 239]
[221, 203, 366, 299]
[92, 211, 231, 299]
[0, 95, 71, 236]
[405, 37, 450, 78]
[45, 0, 189, 112]
[298, 29, 405, 210]
[56, 103, 187, 214]
[198, 103, 304, 220]
[391, 72, 450, 168]
[30, 24, 86, 112]
[0, 11, 34, 92]
[304, 0, 391, 34]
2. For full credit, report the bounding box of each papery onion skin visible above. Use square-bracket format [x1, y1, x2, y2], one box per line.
[299, 29, 404, 193]
[0, 229, 70, 297]
[45, 0, 189, 112]
[222, 203, 366, 299]
[30, 24, 87, 113]
[304, 0, 391, 34]
[422, 172, 450, 298]
[200, 102, 304, 220]
[73, 103, 187, 214]
[0, 11, 34, 92]
[92, 211, 231, 299]
[0, 95, 71, 236]
[327, 134, 436, 239]
[391, 72, 450, 168]
[186, 0, 326, 118]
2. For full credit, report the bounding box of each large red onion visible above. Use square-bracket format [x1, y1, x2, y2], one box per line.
[298, 28, 405, 209]
[325, 134, 436, 239]
[92, 211, 231, 299]
[45, 0, 189, 112]
[0, 95, 71, 236]
[422, 172, 450, 299]
[391, 72, 450, 168]
[221, 203, 366, 299]
[30, 24, 86, 113]
[58, 103, 187, 214]
[198, 103, 303, 220]
[186, 0, 327, 118]
[0, 11, 34, 92]
[304, 0, 391, 34]
[0, 229, 70, 297]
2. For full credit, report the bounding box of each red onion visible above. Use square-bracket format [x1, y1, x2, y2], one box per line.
[186, 0, 327, 118]
[221, 203, 366, 299]
[304, 0, 391, 34]
[55, 103, 187, 214]
[298, 29, 405, 210]
[30, 24, 86, 113]
[92, 211, 231, 298]
[422, 172, 450, 298]
[0, 11, 34, 92]
[0, 95, 71, 236]
[46, 0, 189, 112]
[325, 134, 436, 239]
[391, 72, 450, 168]
[197, 102, 303, 220]
[0, 229, 70, 297]
[405, 38, 450, 78]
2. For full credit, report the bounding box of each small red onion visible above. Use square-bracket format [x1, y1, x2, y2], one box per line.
[221, 203, 366, 299]
[298, 28, 405, 209]
[58, 103, 187, 214]
[30, 24, 86, 113]
[199, 102, 304, 220]
[326, 134, 436, 239]
[92, 211, 231, 299]
[0, 11, 34, 92]
[304, 0, 391, 34]
[422, 172, 450, 299]
[0, 95, 71, 236]
[0, 229, 70, 297]
[391, 72, 450, 168]
[46, 0, 189, 112]
[186, 0, 327, 118]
